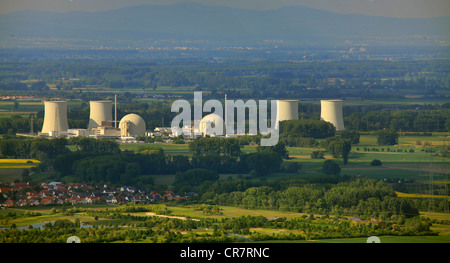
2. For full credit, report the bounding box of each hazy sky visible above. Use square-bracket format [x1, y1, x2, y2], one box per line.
[1, 0, 449, 18]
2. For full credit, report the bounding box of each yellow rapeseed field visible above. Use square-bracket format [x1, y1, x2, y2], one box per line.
[0, 159, 41, 164]
[0, 159, 41, 168]
[395, 191, 450, 199]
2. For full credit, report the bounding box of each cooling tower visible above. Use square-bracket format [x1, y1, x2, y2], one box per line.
[320, 100, 345, 131]
[277, 100, 299, 122]
[88, 101, 113, 130]
[119, 113, 146, 137]
[41, 101, 69, 134]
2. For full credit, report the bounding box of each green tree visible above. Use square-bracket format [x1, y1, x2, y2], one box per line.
[322, 137, 351, 164]
[322, 160, 341, 175]
[256, 141, 288, 159]
[21, 169, 30, 182]
[376, 129, 399, 145]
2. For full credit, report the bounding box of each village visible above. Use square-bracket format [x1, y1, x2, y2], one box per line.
[0, 181, 190, 208]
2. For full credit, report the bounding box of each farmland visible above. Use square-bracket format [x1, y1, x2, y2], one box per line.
[0, 132, 447, 244]
[0, 203, 449, 243]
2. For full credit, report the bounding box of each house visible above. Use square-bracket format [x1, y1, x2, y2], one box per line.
[54, 197, 65, 205]
[132, 195, 147, 203]
[67, 183, 81, 190]
[48, 182, 64, 189]
[3, 200, 15, 207]
[0, 187, 11, 194]
[39, 190, 51, 198]
[29, 199, 40, 206]
[121, 186, 136, 193]
[111, 196, 126, 204]
[41, 196, 55, 205]
[17, 199, 28, 207]
[12, 182, 28, 188]
[66, 196, 80, 205]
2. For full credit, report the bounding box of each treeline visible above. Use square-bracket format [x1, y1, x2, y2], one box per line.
[0, 137, 69, 160]
[54, 150, 283, 186]
[201, 178, 420, 219]
[345, 109, 450, 132]
[1, 60, 448, 96]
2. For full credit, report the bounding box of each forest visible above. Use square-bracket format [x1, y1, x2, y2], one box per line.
[0, 58, 449, 101]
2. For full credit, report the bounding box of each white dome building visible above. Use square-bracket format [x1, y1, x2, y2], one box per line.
[200, 113, 224, 137]
[119, 113, 146, 137]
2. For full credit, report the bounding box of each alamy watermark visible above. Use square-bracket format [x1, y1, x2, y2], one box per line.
[171, 92, 279, 146]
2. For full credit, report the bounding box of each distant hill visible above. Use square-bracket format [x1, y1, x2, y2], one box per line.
[0, 3, 448, 46]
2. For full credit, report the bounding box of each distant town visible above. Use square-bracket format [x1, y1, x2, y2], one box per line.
[0, 181, 191, 208]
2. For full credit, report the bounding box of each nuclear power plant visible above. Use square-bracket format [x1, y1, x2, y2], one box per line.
[119, 113, 146, 137]
[320, 100, 345, 131]
[200, 113, 224, 137]
[88, 101, 113, 130]
[36, 96, 344, 142]
[41, 101, 69, 136]
[277, 100, 299, 122]
[38, 98, 147, 142]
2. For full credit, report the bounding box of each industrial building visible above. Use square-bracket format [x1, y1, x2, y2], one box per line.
[40, 101, 69, 136]
[88, 101, 113, 130]
[277, 100, 299, 122]
[200, 113, 224, 137]
[119, 113, 146, 137]
[37, 97, 344, 141]
[38, 98, 146, 141]
[320, 100, 345, 131]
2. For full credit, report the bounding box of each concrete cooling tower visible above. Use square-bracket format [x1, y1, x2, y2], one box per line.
[119, 113, 146, 137]
[41, 101, 69, 134]
[320, 100, 344, 131]
[88, 101, 113, 130]
[277, 100, 299, 122]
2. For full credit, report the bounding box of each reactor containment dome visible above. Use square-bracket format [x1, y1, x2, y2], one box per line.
[119, 113, 146, 137]
[320, 100, 344, 131]
[88, 101, 113, 130]
[41, 101, 69, 134]
[200, 113, 224, 137]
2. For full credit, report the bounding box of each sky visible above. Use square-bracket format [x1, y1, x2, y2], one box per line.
[0, 0, 449, 18]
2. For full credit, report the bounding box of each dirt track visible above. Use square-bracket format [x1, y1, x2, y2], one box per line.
[145, 212, 200, 221]
[341, 166, 449, 174]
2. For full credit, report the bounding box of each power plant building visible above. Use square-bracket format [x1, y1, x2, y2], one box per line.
[88, 101, 113, 130]
[119, 113, 146, 137]
[320, 100, 345, 131]
[200, 113, 224, 137]
[277, 100, 299, 122]
[41, 101, 69, 135]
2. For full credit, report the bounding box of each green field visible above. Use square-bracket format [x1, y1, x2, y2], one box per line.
[1, 204, 449, 243]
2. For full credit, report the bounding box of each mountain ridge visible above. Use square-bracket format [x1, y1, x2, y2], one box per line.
[1, 3, 448, 45]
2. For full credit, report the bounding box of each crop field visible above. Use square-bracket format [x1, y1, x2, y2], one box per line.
[0, 159, 40, 168]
